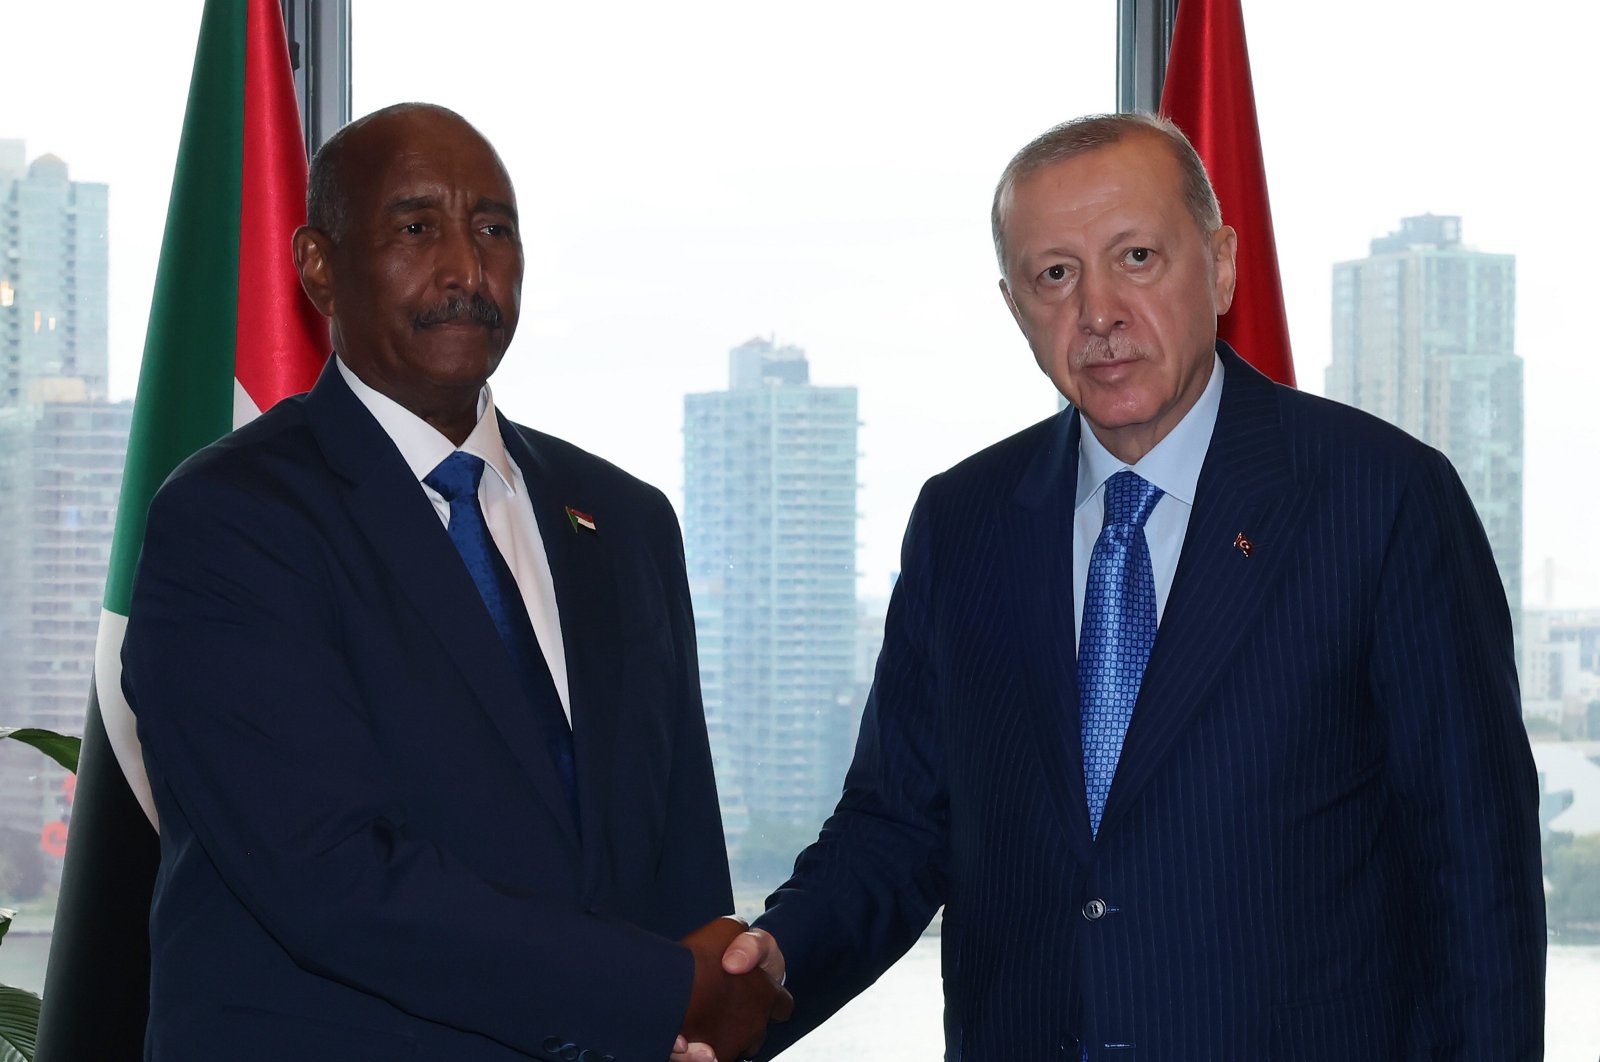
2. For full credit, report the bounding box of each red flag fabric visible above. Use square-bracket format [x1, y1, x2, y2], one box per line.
[1159, 0, 1296, 387]
[236, 0, 328, 409]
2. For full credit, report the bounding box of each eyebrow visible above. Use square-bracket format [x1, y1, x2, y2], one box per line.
[475, 197, 518, 222]
[382, 195, 519, 222]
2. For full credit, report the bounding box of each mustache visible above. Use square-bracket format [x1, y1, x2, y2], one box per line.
[413, 293, 505, 331]
[1075, 335, 1147, 366]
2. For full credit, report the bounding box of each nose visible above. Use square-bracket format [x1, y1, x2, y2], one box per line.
[1077, 268, 1128, 336]
[437, 221, 484, 293]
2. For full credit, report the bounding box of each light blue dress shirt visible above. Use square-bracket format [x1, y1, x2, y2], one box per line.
[1072, 353, 1224, 642]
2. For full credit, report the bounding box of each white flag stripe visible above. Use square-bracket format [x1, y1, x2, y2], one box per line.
[94, 609, 158, 829]
[98, 374, 268, 833]
[234, 375, 264, 429]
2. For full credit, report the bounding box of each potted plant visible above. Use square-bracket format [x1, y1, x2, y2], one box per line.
[0, 728, 81, 1062]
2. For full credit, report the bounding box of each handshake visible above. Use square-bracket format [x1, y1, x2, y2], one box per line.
[672, 917, 793, 1062]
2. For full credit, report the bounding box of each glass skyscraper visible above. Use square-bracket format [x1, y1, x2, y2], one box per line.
[0, 141, 125, 888]
[1326, 214, 1522, 642]
[683, 337, 858, 869]
[2, 140, 108, 404]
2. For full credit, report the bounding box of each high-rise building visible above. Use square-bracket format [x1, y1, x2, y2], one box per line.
[0, 142, 122, 893]
[1326, 214, 1522, 641]
[2, 140, 109, 405]
[684, 337, 858, 854]
[1522, 608, 1600, 739]
[0, 395, 132, 884]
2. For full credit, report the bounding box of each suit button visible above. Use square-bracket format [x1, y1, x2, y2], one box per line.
[541, 1037, 564, 1055]
[560, 1047, 580, 1062]
[1082, 898, 1107, 920]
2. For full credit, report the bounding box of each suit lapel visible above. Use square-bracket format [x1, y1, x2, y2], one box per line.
[303, 365, 579, 846]
[1097, 349, 1312, 838]
[1005, 410, 1096, 858]
[498, 420, 624, 870]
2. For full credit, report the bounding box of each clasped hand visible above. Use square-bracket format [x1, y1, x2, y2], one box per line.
[672, 917, 791, 1062]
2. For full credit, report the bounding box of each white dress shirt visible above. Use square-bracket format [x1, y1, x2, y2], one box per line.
[1073, 352, 1224, 643]
[335, 357, 572, 722]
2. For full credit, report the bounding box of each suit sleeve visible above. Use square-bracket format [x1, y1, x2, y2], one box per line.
[755, 484, 950, 1046]
[1369, 448, 1545, 1058]
[127, 465, 697, 1061]
[639, 494, 736, 935]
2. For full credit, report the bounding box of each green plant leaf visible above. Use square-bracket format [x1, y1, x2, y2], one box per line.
[0, 984, 40, 1062]
[0, 728, 80, 774]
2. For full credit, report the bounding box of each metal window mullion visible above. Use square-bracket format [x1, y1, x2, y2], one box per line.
[1117, 0, 1179, 113]
[281, 0, 352, 155]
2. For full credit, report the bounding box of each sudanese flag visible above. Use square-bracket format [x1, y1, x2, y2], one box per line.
[37, 1, 326, 1057]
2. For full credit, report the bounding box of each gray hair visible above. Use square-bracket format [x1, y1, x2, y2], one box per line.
[990, 112, 1222, 271]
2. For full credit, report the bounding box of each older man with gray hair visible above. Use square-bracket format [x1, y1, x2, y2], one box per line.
[694, 112, 1544, 1061]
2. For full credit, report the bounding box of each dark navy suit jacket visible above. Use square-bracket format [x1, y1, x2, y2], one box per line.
[758, 346, 1545, 1060]
[128, 361, 731, 1061]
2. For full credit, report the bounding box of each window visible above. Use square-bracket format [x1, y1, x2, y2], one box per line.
[0, 0, 202, 996]
[9, 2, 1594, 1057]
[1248, 1, 1600, 1052]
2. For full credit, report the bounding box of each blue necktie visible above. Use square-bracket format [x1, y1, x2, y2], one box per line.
[1079, 469, 1163, 839]
[425, 452, 579, 830]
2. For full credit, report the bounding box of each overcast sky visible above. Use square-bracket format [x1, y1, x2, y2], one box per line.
[9, 0, 1598, 605]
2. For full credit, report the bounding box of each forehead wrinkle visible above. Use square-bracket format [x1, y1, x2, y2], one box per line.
[378, 191, 518, 223]
[1017, 215, 1148, 262]
[384, 193, 442, 216]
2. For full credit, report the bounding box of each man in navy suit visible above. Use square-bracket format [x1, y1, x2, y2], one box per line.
[126, 104, 785, 1062]
[697, 113, 1545, 1059]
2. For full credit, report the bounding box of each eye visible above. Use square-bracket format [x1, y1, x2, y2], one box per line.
[402, 221, 428, 235]
[1123, 247, 1153, 266]
[1041, 263, 1069, 283]
[482, 222, 516, 239]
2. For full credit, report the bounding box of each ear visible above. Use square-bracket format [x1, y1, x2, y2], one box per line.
[998, 276, 1024, 329]
[293, 226, 338, 318]
[1210, 224, 1239, 316]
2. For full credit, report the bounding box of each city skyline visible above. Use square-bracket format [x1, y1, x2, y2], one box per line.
[10, 1, 1600, 612]
[0, 139, 130, 884]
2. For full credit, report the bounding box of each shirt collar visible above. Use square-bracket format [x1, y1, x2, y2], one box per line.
[1074, 350, 1224, 511]
[334, 355, 519, 494]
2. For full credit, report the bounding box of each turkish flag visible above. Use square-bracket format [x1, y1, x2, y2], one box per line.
[1160, 0, 1296, 387]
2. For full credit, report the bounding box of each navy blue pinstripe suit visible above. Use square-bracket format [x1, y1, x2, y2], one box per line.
[757, 345, 1545, 1060]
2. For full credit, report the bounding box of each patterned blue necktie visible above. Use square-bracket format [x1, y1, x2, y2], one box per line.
[425, 452, 579, 830]
[1079, 469, 1163, 838]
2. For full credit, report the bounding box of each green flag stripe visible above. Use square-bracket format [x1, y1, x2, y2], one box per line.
[103, 0, 248, 614]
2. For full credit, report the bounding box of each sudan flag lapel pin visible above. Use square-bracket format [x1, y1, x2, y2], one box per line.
[565, 506, 598, 535]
